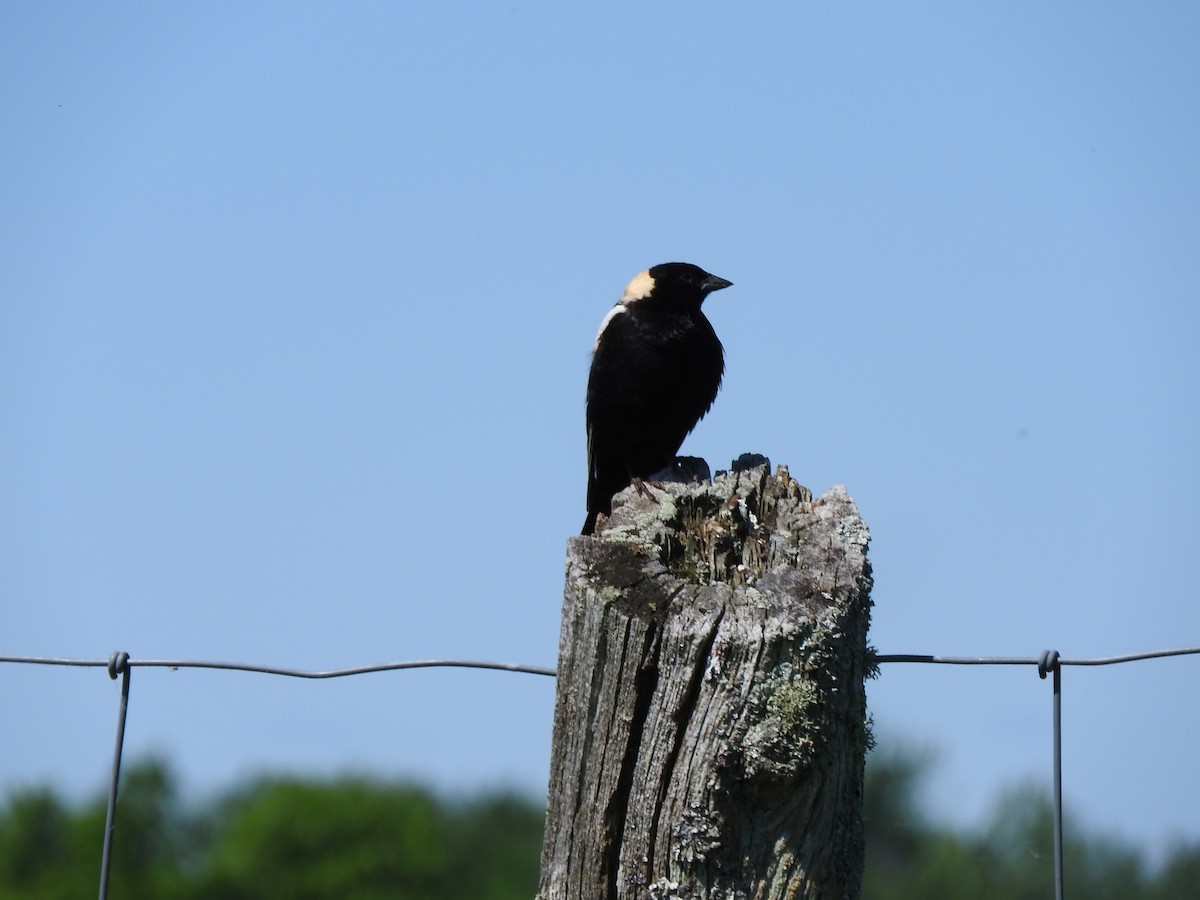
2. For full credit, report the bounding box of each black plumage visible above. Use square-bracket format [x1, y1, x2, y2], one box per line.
[582, 262, 732, 535]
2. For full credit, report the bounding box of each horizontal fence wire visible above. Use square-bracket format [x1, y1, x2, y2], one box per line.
[872, 646, 1200, 666]
[0, 654, 558, 678]
[3, 645, 1199, 900]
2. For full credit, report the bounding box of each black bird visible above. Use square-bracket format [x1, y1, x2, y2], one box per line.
[582, 262, 732, 535]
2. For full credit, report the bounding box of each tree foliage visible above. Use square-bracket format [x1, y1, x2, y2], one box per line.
[862, 747, 1198, 900]
[0, 758, 542, 900]
[0, 752, 1196, 898]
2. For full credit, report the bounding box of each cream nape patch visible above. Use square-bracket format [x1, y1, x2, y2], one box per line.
[620, 269, 656, 304]
[593, 269, 655, 349]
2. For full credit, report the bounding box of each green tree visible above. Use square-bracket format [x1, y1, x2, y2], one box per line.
[0, 786, 92, 900]
[191, 777, 448, 900]
[443, 793, 544, 900]
[0, 757, 188, 900]
[187, 775, 543, 899]
[862, 747, 1197, 900]
[1153, 844, 1200, 900]
[104, 757, 194, 899]
[1, 753, 1196, 898]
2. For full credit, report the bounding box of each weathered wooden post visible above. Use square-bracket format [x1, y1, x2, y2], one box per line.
[538, 459, 873, 900]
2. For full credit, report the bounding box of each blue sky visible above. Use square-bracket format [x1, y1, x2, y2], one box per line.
[3, 1, 1198, 858]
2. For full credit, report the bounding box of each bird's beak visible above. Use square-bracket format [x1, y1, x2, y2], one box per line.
[700, 274, 733, 294]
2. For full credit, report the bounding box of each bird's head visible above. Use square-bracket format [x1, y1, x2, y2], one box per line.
[621, 262, 732, 311]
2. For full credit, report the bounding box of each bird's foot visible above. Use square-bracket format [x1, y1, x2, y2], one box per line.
[631, 476, 660, 503]
[648, 456, 712, 485]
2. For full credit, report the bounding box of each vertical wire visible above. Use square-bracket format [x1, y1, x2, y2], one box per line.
[98, 652, 131, 900]
[1039, 650, 1064, 900]
[1052, 662, 1064, 900]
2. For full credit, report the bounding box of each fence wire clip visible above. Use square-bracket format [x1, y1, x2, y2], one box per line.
[107, 651, 130, 681]
[1037, 649, 1060, 680]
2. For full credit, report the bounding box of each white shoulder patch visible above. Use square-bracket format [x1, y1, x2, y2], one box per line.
[594, 304, 627, 350]
[620, 269, 656, 304]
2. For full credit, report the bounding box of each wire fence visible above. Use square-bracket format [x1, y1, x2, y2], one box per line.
[874, 647, 1200, 900]
[3, 645, 1199, 900]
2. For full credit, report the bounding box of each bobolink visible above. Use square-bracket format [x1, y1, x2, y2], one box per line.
[582, 262, 732, 535]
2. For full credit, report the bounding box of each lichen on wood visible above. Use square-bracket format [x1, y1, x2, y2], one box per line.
[539, 459, 874, 900]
